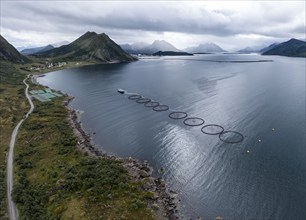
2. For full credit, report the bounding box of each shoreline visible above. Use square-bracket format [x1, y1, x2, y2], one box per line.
[64, 96, 182, 219]
[34, 69, 182, 219]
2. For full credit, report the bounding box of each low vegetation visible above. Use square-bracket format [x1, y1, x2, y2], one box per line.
[0, 63, 155, 219]
[0, 61, 29, 219]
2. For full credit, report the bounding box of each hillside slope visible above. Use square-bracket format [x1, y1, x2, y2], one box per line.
[259, 43, 278, 54]
[0, 35, 29, 63]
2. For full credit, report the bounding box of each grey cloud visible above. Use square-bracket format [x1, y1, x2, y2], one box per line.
[1, 1, 305, 48]
[0, 2, 254, 35]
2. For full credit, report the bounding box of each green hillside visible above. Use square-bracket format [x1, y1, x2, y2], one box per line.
[36, 32, 136, 62]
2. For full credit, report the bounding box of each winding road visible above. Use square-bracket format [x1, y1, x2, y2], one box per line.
[7, 75, 34, 220]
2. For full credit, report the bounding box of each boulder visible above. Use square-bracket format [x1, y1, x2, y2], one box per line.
[139, 170, 150, 178]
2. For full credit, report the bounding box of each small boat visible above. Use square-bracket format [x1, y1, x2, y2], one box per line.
[117, 89, 125, 94]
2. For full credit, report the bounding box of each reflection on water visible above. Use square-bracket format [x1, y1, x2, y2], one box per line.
[39, 54, 306, 219]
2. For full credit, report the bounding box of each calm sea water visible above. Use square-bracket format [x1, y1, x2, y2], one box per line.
[38, 54, 306, 220]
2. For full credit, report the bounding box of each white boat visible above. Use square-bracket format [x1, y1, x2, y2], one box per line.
[117, 89, 125, 94]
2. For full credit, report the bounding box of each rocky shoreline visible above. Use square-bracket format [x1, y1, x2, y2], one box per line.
[64, 96, 182, 220]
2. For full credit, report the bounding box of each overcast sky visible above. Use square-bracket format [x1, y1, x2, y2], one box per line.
[0, 1, 305, 51]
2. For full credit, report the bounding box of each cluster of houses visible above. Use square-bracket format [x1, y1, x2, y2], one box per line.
[30, 61, 67, 71]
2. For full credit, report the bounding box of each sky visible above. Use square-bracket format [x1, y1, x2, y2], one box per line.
[0, 0, 305, 51]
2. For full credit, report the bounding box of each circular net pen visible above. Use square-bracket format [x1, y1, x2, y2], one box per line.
[136, 98, 151, 104]
[144, 101, 159, 108]
[219, 131, 244, 144]
[169, 112, 188, 120]
[128, 95, 142, 100]
[201, 124, 224, 135]
[183, 117, 205, 126]
[153, 105, 169, 112]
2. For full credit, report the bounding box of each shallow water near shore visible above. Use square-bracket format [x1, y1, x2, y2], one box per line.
[38, 54, 306, 219]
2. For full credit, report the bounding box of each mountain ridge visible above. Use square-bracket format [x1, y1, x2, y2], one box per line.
[120, 40, 180, 55]
[185, 43, 226, 53]
[237, 46, 262, 54]
[21, 44, 55, 55]
[36, 31, 136, 62]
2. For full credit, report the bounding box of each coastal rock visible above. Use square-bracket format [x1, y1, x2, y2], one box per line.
[140, 166, 151, 173]
[169, 212, 178, 220]
[64, 96, 182, 219]
[155, 177, 166, 187]
[139, 170, 150, 178]
[152, 203, 159, 210]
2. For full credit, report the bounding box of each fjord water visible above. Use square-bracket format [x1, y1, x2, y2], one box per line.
[38, 54, 305, 219]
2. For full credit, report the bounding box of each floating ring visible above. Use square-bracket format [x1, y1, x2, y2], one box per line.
[201, 124, 224, 135]
[128, 95, 142, 100]
[136, 98, 151, 104]
[153, 105, 169, 112]
[144, 101, 160, 108]
[219, 131, 244, 144]
[183, 117, 205, 126]
[169, 112, 188, 119]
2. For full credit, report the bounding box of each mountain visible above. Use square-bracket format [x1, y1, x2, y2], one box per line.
[121, 40, 180, 55]
[262, 38, 306, 57]
[237, 46, 262, 54]
[21, 44, 55, 55]
[148, 40, 180, 53]
[16, 46, 30, 51]
[259, 43, 278, 54]
[52, 41, 70, 47]
[185, 43, 226, 53]
[153, 51, 193, 56]
[20, 41, 70, 55]
[0, 35, 29, 63]
[120, 42, 150, 54]
[36, 31, 136, 62]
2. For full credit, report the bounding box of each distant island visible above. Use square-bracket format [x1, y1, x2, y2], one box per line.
[262, 38, 306, 57]
[234, 39, 305, 57]
[153, 51, 193, 56]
